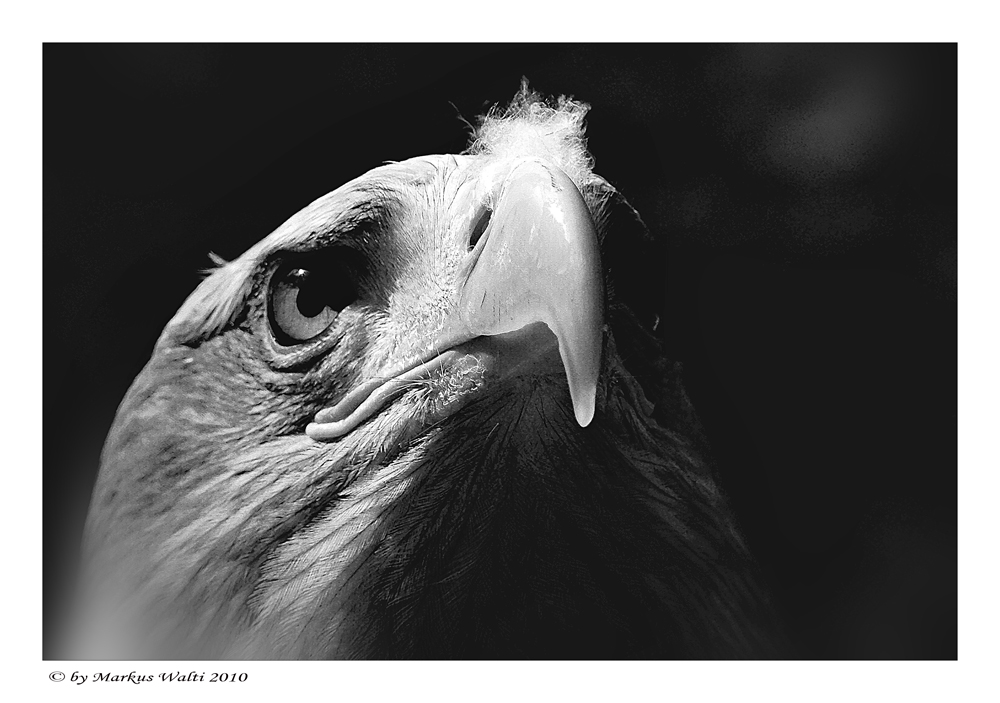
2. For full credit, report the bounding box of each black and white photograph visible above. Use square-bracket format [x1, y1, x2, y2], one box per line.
[28, 32, 979, 697]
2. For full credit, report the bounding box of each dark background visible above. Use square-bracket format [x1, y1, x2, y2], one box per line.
[44, 44, 956, 659]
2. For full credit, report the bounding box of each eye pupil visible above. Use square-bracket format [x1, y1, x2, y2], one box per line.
[291, 270, 328, 319]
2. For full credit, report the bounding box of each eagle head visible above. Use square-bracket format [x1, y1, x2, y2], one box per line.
[76, 85, 777, 659]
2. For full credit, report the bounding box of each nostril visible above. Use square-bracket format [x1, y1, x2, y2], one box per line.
[469, 207, 492, 250]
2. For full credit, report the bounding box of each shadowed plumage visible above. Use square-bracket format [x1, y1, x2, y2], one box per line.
[74, 85, 779, 659]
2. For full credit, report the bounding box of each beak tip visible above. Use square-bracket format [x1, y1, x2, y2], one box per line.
[572, 391, 597, 428]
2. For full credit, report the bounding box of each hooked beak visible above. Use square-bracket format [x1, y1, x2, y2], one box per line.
[307, 157, 604, 441]
[456, 157, 604, 426]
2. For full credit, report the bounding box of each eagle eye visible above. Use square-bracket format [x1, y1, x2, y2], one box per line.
[268, 256, 358, 345]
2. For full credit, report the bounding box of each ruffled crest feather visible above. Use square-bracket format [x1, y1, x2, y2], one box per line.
[467, 79, 596, 191]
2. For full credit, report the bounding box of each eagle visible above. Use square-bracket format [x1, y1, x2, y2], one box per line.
[73, 85, 778, 659]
